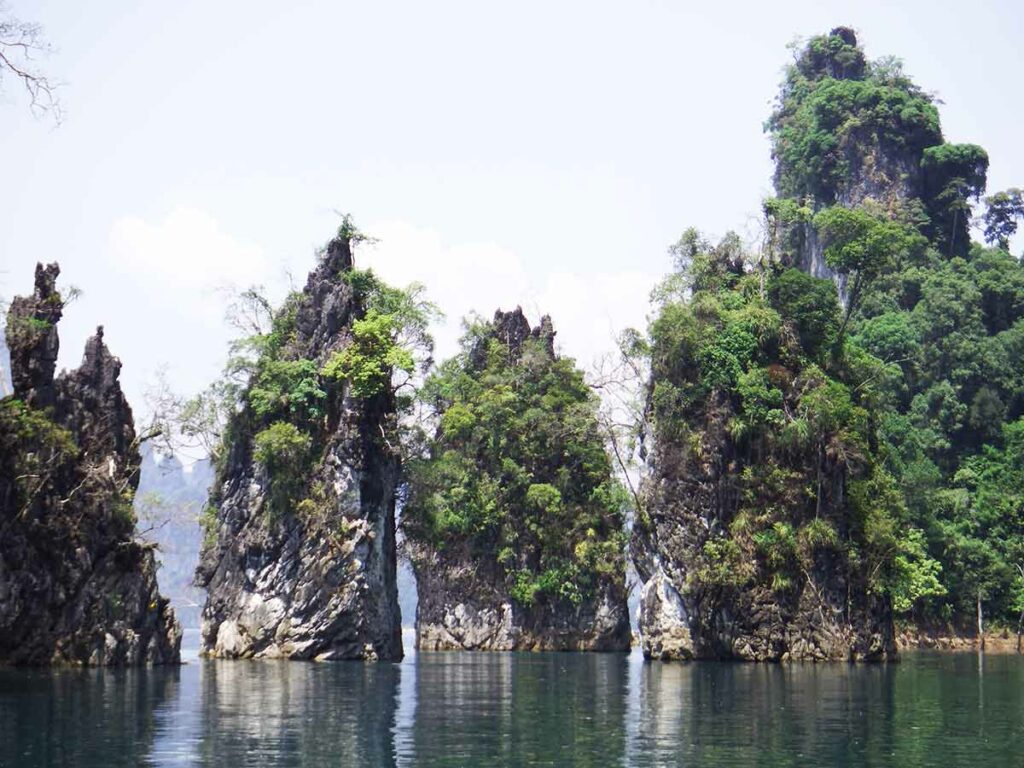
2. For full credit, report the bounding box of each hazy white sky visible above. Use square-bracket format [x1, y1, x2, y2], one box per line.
[1, 0, 1021, 415]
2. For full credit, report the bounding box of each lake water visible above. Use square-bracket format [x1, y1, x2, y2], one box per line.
[1, 629, 1022, 766]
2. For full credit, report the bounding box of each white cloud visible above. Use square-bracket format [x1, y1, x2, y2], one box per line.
[361, 220, 658, 370]
[102, 207, 275, 414]
[92, 211, 661, 427]
[360, 220, 532, 361]
[536, 270, 656, 366]
[109, 207, 270, 289]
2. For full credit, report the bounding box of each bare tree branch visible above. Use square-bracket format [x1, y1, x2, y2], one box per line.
[0, 3, 62, 123]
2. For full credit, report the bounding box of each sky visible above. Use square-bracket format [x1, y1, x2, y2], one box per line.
[1, 0, 1022, 417]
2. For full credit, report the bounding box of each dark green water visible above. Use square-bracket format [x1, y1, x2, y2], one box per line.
[1, 631, 1023, 767]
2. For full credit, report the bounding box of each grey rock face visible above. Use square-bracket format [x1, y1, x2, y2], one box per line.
[195, 237, 402, 661]
[632, 396, 895, 662]
[791, 145, 921, 305]
[412, 543, 630, 652]
[0, 263, 181, 666]
[637, 569, 694, 660]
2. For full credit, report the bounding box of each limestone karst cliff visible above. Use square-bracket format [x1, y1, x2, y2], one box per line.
[629, 25, 1009, 662]
[767, 27, 987, 291]
[195, 234, 403, 660]
[403, 308, 631, 651]
[631, 240, 898, 661]
[629, 28, 959, 661]
[0, 263, 181, 666]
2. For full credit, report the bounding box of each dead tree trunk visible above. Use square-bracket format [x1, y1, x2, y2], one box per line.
[977, 588, 985, 652]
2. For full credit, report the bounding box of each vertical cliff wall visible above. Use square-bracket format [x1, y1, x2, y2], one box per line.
[0, 263, 181, 665]
[195, 235, 402, 660]
[631, 235, 898, 662]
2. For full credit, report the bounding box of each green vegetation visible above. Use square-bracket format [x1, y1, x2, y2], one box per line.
[253, 422, 312, 518]
[199, 503, 219, 547]
[249, 359, 326, 421]
[746, 28, 1024, 627]
[983, 187, 1024, 251]
[0, 398, 78, 514]
[815, 205, 926, 339]
[403, 315, 628, 608]
[768, 28, 941, 203]
[920, 143, 989, 256]
[3, 315, 52, 350]
[322, 268, 436, 402]
[768, 27, 988, 264]
[191, 224, 435, 528]
[645, 234, 936, 605]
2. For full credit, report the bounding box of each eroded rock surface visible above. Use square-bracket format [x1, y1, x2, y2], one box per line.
[0, 263, 181, 666]
[195, 236, 402, 660]
[632, 392, 896, 662]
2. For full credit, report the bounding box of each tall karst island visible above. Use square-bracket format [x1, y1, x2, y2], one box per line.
[196, 233, 411, 660]
[633, 26, 1009, 661]
[0, 264, 181, 666]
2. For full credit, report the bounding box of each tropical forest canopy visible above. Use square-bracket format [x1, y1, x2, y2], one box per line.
[641, 27, 1024, 627]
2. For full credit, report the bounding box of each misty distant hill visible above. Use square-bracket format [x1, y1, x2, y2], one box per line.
[136, 445, 212, 628]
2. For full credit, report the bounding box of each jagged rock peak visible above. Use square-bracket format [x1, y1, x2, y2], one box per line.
[471, 307, 557, 369]
[57, 325, 137, 471]
[75, 326, 125, 397]
[294, 236, 357, 355]
[196, 232, 402, 662]
[6, 262, 63, 408]
[0, 263, 181, 666]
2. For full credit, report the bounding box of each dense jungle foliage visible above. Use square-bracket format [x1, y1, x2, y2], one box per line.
[643, 229, 944, 613]
[656, 27, 1024, 628]
[402, 315, 628, 608]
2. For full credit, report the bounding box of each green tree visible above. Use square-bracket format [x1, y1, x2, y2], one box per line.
[323, 269, 439, 403]
[814, 205, 924, 342]
[920, 143, 989, 257]
[767, 268, 839, 360]
[983, 188, 1024, 251]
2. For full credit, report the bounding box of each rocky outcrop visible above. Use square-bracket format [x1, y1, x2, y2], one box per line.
[195, 235, 402, 661]
[0, 263, 181, 666]
[406, 308, 631, 652]
[413, 541, 630, 652]
[769, 27, 938, 297]
[632, 394, 896, 662]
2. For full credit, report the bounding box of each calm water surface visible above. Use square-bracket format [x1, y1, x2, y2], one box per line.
[1, 630, 1023, 766]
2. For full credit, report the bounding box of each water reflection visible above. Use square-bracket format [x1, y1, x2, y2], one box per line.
[0, 665, 179, 767]
[405, 652, 629, 766]
[3, 650, 1024, 766]
[628, 660, 900, 766]
[198, 659, 401, 767]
